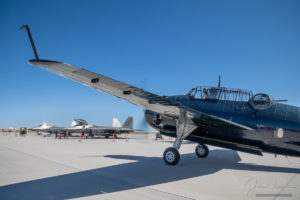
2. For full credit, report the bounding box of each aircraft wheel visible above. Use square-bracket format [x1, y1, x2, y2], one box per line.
[163, 147, 180, 165]
[195, 144, 209, 158]
[105, 135, 109, 139]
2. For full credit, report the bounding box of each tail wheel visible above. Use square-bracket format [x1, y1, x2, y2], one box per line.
[195, 144, 209, 158]
[163, 147, 180, 165]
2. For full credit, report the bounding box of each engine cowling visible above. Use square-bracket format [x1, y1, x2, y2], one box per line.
[249, 93, 275, 111]
[144, 110, 176, 133]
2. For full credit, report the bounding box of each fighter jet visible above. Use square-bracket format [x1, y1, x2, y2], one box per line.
[30, 122, 63, 137]
[21, 25, 300, 165]
[30, 117, 135, 138]
[64, 117, 135, 138]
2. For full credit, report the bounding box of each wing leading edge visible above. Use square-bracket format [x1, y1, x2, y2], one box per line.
[29, 59, 254, 131]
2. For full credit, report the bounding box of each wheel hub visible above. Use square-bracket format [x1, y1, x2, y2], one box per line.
[197, 145, 205, 155]
[165, 151, 175, 162]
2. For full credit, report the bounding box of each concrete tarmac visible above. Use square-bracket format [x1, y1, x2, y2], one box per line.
[0, 133, 300, 200]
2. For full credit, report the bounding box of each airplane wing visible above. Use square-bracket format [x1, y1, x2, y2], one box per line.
[88, 127, 135, 132]
[29, 59, 254, 131]
[62, 126, 135, 134]
[29, 127, 63, 132]
[62, 127, 130, 132]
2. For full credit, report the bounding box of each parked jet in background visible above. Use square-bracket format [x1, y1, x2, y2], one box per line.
[64, 117, 136, 138]
[30, 117, 136, 138]
[30, 122, 64, 137]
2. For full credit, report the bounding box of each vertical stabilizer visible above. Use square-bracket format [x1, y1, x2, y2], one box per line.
[112, 118, 121, 127]
[122, 117, 133, 129]
[71, 120, 77, 127]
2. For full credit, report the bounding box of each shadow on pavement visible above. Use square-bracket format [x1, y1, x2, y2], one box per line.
[0, 149, 299, 200]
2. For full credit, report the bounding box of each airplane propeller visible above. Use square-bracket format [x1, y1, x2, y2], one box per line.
[138, 113, 151, 132]
[135, 79, 151, 131]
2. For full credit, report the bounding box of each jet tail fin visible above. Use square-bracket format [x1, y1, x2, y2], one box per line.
[122, 117, 133, 129]
[112, 118, 121, 127]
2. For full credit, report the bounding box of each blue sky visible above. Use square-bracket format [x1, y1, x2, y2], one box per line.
[1, 0, 300, 129]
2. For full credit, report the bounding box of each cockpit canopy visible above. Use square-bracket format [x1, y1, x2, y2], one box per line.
[187, 86, 253, 102]
[71, 119, 88, 127]
[187, 86, 277, 110]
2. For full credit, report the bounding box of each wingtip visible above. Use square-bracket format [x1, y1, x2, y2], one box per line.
[28, 59, 61, 64]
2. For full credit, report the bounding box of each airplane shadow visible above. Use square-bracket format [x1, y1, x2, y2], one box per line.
[0, 150, 299, 200]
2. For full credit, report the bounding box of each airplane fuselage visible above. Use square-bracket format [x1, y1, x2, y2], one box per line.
[145, 95, 300, 157]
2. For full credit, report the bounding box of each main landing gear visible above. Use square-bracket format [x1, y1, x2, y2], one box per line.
[163, 147, 180, 165]
[162, 109, 209, 165]
[163, 143, 209, 165]
[195, 143, 209, 158]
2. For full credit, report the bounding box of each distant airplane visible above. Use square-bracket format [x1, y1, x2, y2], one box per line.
[30, 117, 136, 138]
[30, 122, 63, 137]
[21, 25, 300, 165]
[64, 117, 135, 138]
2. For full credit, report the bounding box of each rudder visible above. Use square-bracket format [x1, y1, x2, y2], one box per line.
[122, 117, 133, 129]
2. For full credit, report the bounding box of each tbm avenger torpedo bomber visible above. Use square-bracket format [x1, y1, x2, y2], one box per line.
[20, 25, 300, 165]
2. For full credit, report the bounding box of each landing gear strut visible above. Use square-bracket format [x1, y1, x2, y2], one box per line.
[195, 143, 209, 158]
[163, 109, 197, 165]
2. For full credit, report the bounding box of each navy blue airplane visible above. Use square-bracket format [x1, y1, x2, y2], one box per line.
[21, 25, 300, 165]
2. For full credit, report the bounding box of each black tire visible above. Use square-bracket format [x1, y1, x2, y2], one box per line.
[105, 135, 109, 139]
[163, 147, 180, 165]
[195, 144, 209, 158]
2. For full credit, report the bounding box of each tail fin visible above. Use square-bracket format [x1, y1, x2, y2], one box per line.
[112, 118, 121, 127]
[122, 117, 133, 129]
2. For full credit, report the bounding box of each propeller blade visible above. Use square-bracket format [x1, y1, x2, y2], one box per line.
[138, 115, 150, 132]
